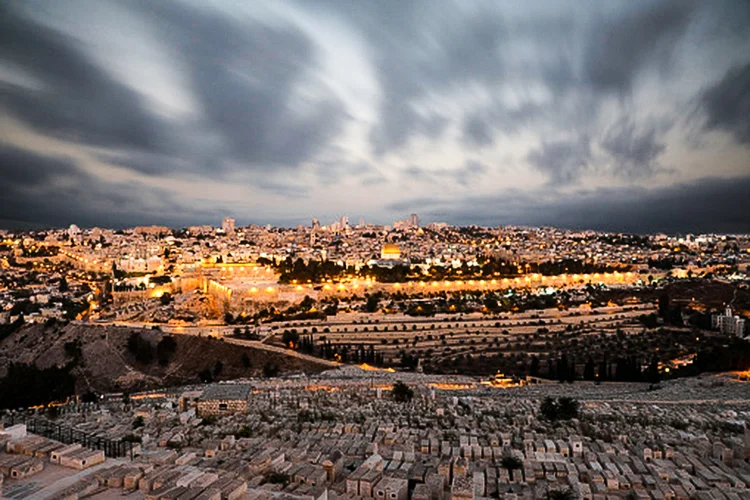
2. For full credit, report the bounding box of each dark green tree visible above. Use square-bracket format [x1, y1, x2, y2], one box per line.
[241, 352, 251, 368]
[557, 397, 580, 420]
[647, 356, 660, 385]
[500, 455, 523, 482]
[583, 357, 595, 381]
[529, 356, 540, 377]
[392, 381, 414, 402]
[156, 335, 177, 365]
[547, 488, 574, 500]
[282, 330, 300, 348]
[540, 397, 558, 420]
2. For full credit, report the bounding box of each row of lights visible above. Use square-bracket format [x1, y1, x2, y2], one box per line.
[309, 272, 635, 291]
[228, 271, 640, 296]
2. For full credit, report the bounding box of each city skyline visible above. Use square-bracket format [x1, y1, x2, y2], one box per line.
[1, 0, 750, 233]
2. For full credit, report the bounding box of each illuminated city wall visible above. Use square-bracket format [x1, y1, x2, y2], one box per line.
[112, 285, 173, 307]
[310, 271, 644, 299]
[206, 279, 232, 312]
[215, 271, 645, 312]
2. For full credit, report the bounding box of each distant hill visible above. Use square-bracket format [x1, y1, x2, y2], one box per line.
[0, 321, 326, 395]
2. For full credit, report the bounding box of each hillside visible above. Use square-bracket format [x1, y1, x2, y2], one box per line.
[0, 321, 327, 395]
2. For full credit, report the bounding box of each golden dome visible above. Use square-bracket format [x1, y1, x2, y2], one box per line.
[382, 243, 400, 255]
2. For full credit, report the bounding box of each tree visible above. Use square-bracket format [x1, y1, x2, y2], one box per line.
[282, 330, 300, 349]
[132, 416, 145, 429]
[365, 294, 380, 313]
[529, 356, 540, 377]
[557, 397, 580, 420]
[156, 336, 177, 365]
[658, 293, 670, 318]
[263, 363, 280, 377]
[299, 295, 315, 310]
[647, 355, 660, 385]
[58, 277, 69, 293]
[241, 352, 251, 368]
[0, 363, 76, 410]
[265, 471, 290, 485]
[391, 381, 414, 402]
[159, 292, 172, 306]
[540, 397, 558, 420]
[540, 397, 579, 421]
[547, 488, 574, 500]
[566, 358, 576, 383]
[127, 332, 154, 364]
[500, 455, 523, 482]
[199, 368, 213, 383]
[557, 355, 568, 382]
[583, 357, 595, 381]
[236, 425, 252, 438]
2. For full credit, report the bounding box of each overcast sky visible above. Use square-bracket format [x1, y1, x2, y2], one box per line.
[1, 0, 749, 233]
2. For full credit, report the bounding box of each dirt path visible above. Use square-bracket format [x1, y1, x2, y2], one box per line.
[223, 337, 340, 368]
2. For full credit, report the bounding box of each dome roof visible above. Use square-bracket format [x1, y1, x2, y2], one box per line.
[381, 243, 401, 254]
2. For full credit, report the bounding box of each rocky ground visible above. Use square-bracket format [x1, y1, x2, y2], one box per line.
[0, 322, 327, 394]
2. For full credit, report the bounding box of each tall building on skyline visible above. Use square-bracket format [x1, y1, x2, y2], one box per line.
[222, 217, 235, 235]
[410, 213, 420, 228]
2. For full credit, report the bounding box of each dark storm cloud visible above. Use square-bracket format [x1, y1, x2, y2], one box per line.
[369, 8, 506, 154]
[313, 157, 378, 186]
[0, 0, 748, 230]
[601, 118, 669, 178]
[370, 102, 450, 156]
[312, 1, 508, 155]
[1, 0, 347, 182]
[699, 61, 750, 145]
[527, 117, 671, 184]
[255, 180, 308, 199]
[0, 3, 174, 155]
[457, 161, 489, 186]
[461, 100, 548, 149]
[462, 114, 494, 148]
[134, 0, 345, 169]
[311, 0, 701, 157]
[0, 146, 80, 187]
[0, 146, 220, 229]
[401, 161, 488, 187]
[527, 137, 592, 185]
[95, 150, 191, 177]
[388, 176, 750, 234]
[583, 0, 697, 94]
